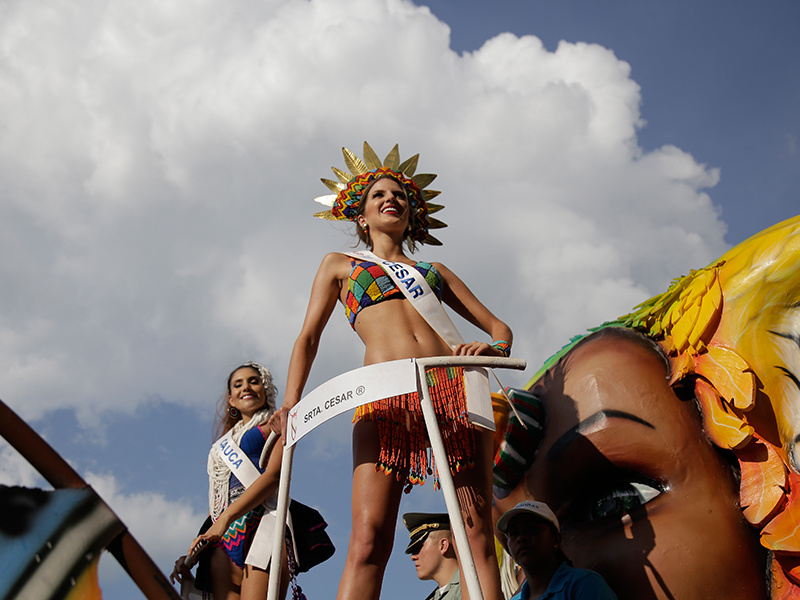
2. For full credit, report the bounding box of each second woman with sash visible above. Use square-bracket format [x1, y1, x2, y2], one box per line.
[174, 362, 290, 600]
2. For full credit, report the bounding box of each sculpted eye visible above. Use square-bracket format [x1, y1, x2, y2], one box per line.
[572, 474, 665, 524]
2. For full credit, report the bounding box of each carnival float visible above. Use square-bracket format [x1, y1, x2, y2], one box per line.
[3, 213, 799, 599]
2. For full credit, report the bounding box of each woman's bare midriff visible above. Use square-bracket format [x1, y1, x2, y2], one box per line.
[351, 298, 452, 365]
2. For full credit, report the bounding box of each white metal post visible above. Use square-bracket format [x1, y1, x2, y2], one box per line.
[267, 442, 294, 600]
[415, 356, 526, 600]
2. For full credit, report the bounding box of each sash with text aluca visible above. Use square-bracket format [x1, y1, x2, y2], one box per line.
[212, 429, 293, 570]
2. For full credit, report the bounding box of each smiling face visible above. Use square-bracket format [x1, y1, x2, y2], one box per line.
[227, 366, 268, 422]
[522, 331, 767, 600]
[357, 176, 410, 236]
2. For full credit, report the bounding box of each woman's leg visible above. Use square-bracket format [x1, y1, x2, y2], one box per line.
[239, 554, 289, 600]
[239, 522, 291, 600]
[337, 420, 406, 600]
[239, 566, 269, 600]
[452, 428, 503, 600]
[210, 546, 242, 599]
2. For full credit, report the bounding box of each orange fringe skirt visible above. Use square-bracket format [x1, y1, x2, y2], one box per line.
[353, 366, 475, 491]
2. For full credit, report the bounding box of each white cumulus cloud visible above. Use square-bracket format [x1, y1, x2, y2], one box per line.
[1, 0, 725, 473]
[0, 2, 734, 598]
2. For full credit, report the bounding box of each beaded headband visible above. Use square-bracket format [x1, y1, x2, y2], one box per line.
[314, 142, 447, 246]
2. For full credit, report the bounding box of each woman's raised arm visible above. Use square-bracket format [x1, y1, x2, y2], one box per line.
[435, 262, 513, 356]
[269, 252, 348, 441]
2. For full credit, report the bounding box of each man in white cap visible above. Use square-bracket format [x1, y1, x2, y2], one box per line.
[497, 501, 617, 599]
[403, 512, 461, 600]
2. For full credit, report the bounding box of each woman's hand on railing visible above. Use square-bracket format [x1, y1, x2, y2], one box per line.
[268, 405, 290, 444]
[453, 341, 498, 356]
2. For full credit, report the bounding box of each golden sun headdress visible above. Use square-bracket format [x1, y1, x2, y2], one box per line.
[313, 142, 447, 246]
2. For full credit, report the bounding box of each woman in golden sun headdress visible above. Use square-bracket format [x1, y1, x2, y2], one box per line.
[269, 143, 512, 600]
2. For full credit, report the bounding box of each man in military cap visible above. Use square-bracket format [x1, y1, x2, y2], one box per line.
[403, 512, 461, 600]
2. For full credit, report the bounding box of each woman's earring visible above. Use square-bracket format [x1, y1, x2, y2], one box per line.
[228, 406, 240, 419]
[362, 223, 369, 232]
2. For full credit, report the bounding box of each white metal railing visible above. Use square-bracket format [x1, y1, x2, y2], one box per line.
[267, 355, 526, 600]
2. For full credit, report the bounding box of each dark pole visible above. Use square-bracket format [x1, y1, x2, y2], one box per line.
[0, 398, 181, 600]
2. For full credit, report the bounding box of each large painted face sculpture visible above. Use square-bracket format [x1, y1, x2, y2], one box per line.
[516, 329, 767, 599]
[494, 215, 800, 599]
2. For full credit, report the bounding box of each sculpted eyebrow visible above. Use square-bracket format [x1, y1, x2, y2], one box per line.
[777, 366, 800, 391]
[770, 329, 800, 350]
[769, 328, 800, 390]
[547, 409, 655, 461]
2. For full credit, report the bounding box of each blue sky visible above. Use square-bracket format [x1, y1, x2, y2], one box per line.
[430, 0, 799, 245]
[0, 1, 797, 599]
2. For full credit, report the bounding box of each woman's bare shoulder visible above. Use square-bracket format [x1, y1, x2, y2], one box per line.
[321, 251, 352, 264]
[429, 261, 456, 279]
[318, 252, 353, 278]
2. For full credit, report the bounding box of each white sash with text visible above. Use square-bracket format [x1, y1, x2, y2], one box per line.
[212, 427, 291, 570]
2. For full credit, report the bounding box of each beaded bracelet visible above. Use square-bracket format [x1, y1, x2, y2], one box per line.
[492, 340, 511, 357]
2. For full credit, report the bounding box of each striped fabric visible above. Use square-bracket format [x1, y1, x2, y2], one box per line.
[493, 387, 546, 495]
[219, 505, 266, 568]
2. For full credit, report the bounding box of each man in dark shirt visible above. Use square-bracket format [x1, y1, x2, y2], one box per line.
[498, 501, 617, 600]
